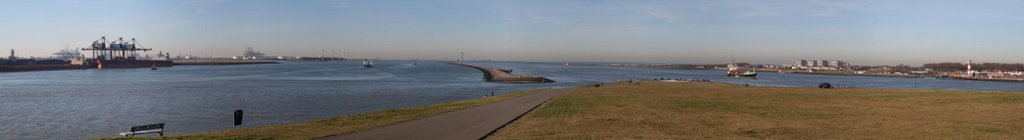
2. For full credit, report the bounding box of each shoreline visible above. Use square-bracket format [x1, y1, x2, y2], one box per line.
[0, 64, 89, 72]
[786, 71, 1024, 83]
[785, 71, 926, 78]
[622, 65, 1024, 83]
[939, 76, 1024, 83]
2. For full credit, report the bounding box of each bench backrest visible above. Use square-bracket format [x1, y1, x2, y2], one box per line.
[130, 123, 165, 132]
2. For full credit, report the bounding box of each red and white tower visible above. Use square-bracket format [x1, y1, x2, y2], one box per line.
[966, 60, 973, 76]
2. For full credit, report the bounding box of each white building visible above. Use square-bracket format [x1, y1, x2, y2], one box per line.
[834, 61, 849, 69]
[794, 59, 851, 70]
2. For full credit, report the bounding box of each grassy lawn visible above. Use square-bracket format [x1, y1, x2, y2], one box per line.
[99, 89, 545, 140]
[490, 81, 1024, 139]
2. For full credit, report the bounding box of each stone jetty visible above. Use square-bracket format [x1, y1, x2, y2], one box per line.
[446, 62, 555, 83]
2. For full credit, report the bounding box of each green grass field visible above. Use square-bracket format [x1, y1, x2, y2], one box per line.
[98, 89, 544, 140]
[101, 81, 1024, 140]
[490, 81, 1024, 139]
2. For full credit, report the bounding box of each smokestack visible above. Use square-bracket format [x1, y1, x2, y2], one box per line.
[9, 49, 14, 60]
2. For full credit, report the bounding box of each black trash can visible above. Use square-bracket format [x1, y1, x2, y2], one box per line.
[234, 109, 244, 127]
[818, 83, 833, 89]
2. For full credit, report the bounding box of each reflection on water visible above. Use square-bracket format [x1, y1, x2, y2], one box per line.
[1, 61, 1022, 139]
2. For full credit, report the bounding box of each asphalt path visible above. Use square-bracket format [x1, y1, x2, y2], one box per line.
[322, 89, 564, 140]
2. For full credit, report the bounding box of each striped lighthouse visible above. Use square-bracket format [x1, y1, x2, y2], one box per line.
[966, 60, 972, 76]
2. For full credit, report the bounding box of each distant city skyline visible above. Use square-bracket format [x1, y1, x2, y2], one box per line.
[2, 0, 1022, 65]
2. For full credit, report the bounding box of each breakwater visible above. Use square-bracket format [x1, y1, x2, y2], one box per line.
[446, 62, 554, 83]
[940, 76, 1024, 83]
[172, 60, 279, 65]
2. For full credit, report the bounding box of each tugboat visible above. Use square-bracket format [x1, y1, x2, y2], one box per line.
[726, 60, 757, 77]
[362, 59, 374, 68]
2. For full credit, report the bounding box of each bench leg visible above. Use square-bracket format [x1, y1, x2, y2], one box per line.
[159, 132, 164, 137]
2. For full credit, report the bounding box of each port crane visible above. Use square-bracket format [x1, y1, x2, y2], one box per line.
[81, 36, 152, 61]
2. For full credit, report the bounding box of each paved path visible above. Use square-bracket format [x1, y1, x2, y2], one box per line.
[322, 90, 563, 140]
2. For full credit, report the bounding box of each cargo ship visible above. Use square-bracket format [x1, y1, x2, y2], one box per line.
[95, 59, 173, 68]
[83, 37, 173, 69]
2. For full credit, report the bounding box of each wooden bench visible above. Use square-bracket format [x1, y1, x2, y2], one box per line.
[119, 123, 165, 137]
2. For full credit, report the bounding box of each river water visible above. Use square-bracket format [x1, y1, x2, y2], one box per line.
[1, 61, 1022, 139]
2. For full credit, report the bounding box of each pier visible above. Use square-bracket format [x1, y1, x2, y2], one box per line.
[446, 62, 555, 83]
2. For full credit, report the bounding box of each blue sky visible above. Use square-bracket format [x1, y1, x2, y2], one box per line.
[1, 0, 1022, 65]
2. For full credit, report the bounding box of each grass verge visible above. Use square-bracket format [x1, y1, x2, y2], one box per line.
[98, 89, 545, 140]
[490, 81, 1024, 139]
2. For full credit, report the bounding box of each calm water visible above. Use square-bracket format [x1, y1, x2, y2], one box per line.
[1, 61, 1022, 139]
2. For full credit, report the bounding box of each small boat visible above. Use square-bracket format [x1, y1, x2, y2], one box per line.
[362, 59, 374, 68]
[96, 59, 103, 70]
[413, 58, 418, 65]
[729, 70, 758, 77]
[726, 60, 757, 77]
[150, 64, 157, 70]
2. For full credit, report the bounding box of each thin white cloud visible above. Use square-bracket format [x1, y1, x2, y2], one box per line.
[331, 3, 355, 8]
[803, 0, 871, 17]
[723, 0, 872, 18]
[646, 8, 682, 23]
[145, 20, 196, 32]
[529, 16, 569, 25]
[187, 0, 231, 15]
[185, 0, 234, 4]
[323, 0, 357, 8]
